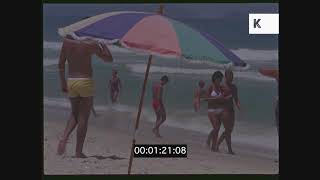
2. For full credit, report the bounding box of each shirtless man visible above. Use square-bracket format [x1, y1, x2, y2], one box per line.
[57, 35, 113, 158]
[193, 80, 207, 112]
[152, 75, 169, 138]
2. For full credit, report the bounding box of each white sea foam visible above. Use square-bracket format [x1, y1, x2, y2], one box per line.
[43, 41, 278, 62]
[126, 63, 275, 82]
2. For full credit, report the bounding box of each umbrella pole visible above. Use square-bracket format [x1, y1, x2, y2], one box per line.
[128, 55, 153, 175]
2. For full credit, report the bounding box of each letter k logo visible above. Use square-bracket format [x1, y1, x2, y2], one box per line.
[254, 19, 261, 28]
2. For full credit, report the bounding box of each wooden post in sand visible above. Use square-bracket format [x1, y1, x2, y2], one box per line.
[127, 55, 153, 174]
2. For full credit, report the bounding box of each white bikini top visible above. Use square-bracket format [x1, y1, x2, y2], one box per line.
[211, 89, 221, 97]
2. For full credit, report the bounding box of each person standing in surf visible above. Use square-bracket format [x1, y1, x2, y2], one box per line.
[216, 69, 240, 155]
[108, 69, 122, 104]
[57, 35, 113, 158]
[152, 75, 169, 138]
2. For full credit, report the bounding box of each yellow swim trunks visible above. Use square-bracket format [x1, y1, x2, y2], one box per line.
[67, 78, 95, 98]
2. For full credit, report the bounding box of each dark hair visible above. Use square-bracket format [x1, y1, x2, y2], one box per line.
[198, 80, 205, 87]
[211, 71, 223, 82]
[161, 75, 169, 83]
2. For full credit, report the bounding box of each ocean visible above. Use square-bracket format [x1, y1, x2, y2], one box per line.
[43, 4, 279, 151]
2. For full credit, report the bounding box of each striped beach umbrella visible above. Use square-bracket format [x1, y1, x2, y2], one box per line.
[58, 11, 247, 68]
[58, 10, 248, 174]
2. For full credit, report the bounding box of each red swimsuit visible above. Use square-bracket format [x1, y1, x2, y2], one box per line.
[152, 84, 161, 111]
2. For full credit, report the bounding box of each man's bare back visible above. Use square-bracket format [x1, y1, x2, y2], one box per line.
[63, 39, 94, 78]
[60, 38, 112, 78]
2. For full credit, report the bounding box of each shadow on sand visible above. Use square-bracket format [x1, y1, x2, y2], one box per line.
[90, 155, 126, 160]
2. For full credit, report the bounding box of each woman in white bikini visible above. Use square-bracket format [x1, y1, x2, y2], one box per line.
[203, 71, 232, 152]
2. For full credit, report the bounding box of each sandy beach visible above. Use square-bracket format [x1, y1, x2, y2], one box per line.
[44, 105, 278, 174]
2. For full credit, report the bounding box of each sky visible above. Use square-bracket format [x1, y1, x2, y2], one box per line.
[43, 3, 278, 19]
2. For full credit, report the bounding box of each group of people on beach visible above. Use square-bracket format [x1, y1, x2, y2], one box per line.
[56, 33, 278, 158]
[151, 69, 240, 154]
[202, 70, 240, 154]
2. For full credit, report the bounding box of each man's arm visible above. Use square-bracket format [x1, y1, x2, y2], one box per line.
[58, 41, 68, 93]
[84, 40, 113, 62]
[95, 42, 113, 62]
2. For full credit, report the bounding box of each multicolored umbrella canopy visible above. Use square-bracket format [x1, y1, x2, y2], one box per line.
[58, 11, 247, 68]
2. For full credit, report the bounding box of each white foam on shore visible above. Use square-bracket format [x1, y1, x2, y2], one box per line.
[43, 58, 276, 82]
[232, 48, 278, 61]
[43, 41, 134, 54]
[43, 41, 278, 62]
[43, 96, 135, 113]
[126, 64, 275, 82]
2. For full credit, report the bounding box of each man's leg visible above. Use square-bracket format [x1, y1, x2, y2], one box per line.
[110, 90, 115, 104]
[223, 111, 235, 154]
[75, 96, 93, 158]
[154, 107, 166, 137]
[57, 97, 80, 155]
[153, 109, 162, 138]
[113, 91, 119, 103]
[158, 107, 167, 127]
